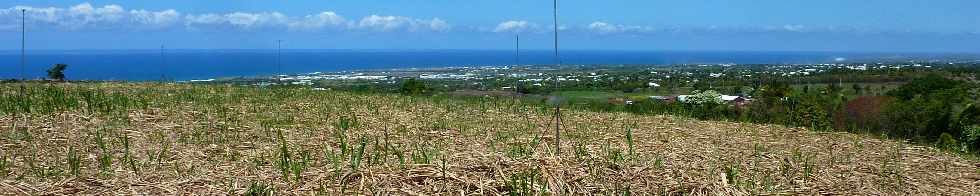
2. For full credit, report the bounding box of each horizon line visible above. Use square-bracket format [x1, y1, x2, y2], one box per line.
[0, 48, 978, 55]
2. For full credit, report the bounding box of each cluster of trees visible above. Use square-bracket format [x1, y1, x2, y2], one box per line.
[880, 75, 979, 151]
[613, 74, 980, 154]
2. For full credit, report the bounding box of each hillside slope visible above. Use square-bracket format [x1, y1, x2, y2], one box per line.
[1, 83, 978, 195]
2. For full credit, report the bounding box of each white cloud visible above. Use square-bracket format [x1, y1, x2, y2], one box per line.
[130, 9, 181, 28]
[185, 12, 288, 30]
[64, 3, 125, 29]
[582, 22, 859, 35]
[493, 20, 536, 33]
[587, 21, 655, 34]
[354, 15, 450, 32]
[183, 14, 220, 25]
[288, 12, 347, 31]
[782, 24, 806, 32]
[0, 2, 968, 37]
[1, 3, 181, 31]
[428, 18, 450, 32]
[1, 3, 450, 33]
[587, 22, 616, 33]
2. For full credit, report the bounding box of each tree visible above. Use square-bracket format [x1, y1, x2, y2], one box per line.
[963, 125, 980, 153]
[687, 90, 724, 105]
[692, 81, 713, 91]
[47, 64, 68, 81]
[686, 90, 725, 120]
[957, 104, 980, 152]
[937, 132, 959, 151]
[834, 96, 894, 132]
[399, 78, 428, 95]
[884, 95, 954, 140]
[882, 74, 969, 141]
[755, 82, 792, 105]
[794, 97, 832, 131]
[738, 86, 755, 97]
[957, 104, 980, 127]
[824, 83, 843, 95]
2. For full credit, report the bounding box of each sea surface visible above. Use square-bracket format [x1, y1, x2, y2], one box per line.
[0, 49, 962, 81]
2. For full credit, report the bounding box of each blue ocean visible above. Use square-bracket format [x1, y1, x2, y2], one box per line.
[0, 49, 939, 81]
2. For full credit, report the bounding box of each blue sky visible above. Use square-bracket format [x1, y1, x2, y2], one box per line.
[0, 0, 978, 52]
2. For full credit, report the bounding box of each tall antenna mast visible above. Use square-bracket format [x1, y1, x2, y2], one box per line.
[514, 34, 520, 97]
[551, 0, 563, 156]
[277, 40, 282, 83]
[160, 44, 166, 82]
[515, 34, 520, 66]
[20, 9, 26, 82]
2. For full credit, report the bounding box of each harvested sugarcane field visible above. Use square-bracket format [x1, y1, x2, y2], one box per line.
[1, 83, 978, 195]
[5, 1, 980, 195]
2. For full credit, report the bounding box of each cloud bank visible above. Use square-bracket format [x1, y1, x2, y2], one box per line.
[0, 3, 181, 30]
[1, 3, 450, 32]
[355, 15, 450, 32]
[0, 2, 945, 37]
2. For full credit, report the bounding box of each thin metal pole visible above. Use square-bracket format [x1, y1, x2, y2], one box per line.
[515, 34, 520, 97]
[277, 40, 282, 83]
[160, 44, 165, 82]
[21, 9, 26, 81]
[552, 0, 562, 156]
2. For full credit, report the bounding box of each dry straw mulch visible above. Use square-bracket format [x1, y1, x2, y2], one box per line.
[0, 83, 978, 195]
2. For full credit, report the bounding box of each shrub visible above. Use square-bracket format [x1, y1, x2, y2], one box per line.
[245, 181, 272, 196]
[834, 96, 894, 131]
[686, 90, 723, 105]
[962, 125, 980, 153]
[957, 104, 980, 129]
[755, 82, 792, 105]
[47, 64, 68, 81]
[937, 133, 958, 151]
[884, 96, 954, 141]
[399, 78, 429, 95]
[686, 90, 724, 120]
[794, 99, 831, 131]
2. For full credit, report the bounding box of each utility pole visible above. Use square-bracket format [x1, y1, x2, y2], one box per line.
[551, 0, 562, 156]
[277, 40, 282, 83]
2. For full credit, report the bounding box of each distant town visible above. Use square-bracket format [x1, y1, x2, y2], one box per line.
[198, 61, 970, 90]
